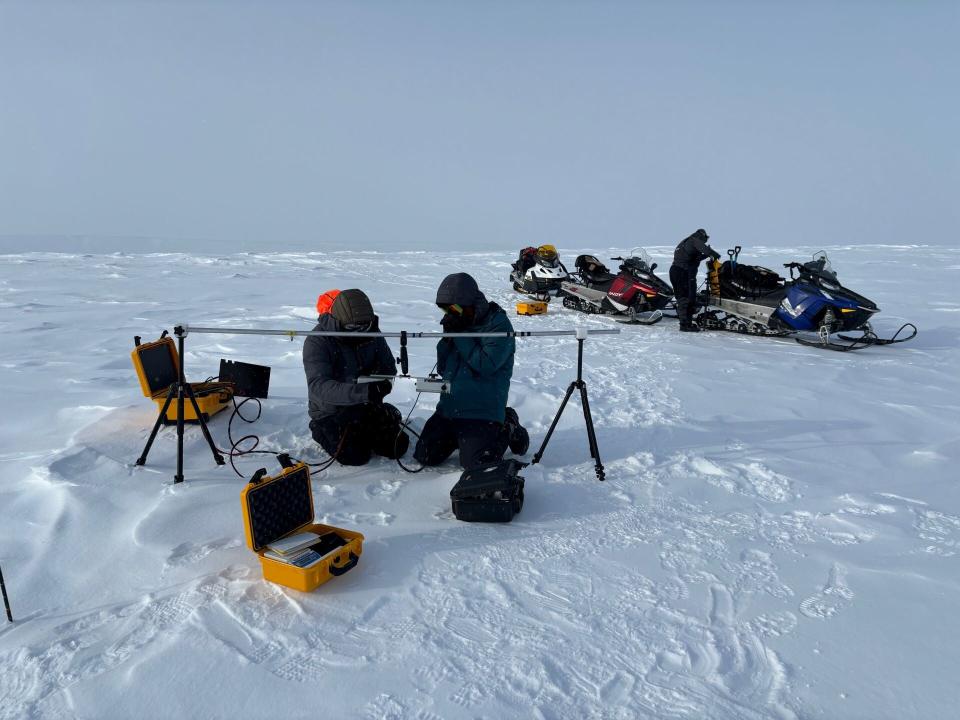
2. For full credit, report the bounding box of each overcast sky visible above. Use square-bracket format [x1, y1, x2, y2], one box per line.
[0, 1, 956, 253]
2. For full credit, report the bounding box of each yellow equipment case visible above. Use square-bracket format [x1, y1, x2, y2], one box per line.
[131, 335, 232, 424]
[516, 301, 548, 316]
[240, 461, 365, 592]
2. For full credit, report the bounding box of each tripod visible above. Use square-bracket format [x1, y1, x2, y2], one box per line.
[531, 329, 605, 481]
[136, 326, 225, 483]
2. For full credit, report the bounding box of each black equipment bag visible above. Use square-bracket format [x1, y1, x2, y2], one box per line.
[450, 459, 527, 522]
[719, 262, 783, 298]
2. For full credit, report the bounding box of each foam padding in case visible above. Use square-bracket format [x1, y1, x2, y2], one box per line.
[245, 466, 314, 551]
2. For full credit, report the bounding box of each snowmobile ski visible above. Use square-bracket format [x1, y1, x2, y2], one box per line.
[837, 323, 917, 346]
[616, 309, 663, 325]
[794, 332, 877, 352]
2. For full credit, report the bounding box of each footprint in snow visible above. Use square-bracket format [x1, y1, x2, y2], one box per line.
[799, 563, 854, 619]
[913, 508, 960, 557]
[837, 494, 897, 517]
[165, 537, 242, 568]
[750, 611, 799, 638]
[334, 511, 395, 526]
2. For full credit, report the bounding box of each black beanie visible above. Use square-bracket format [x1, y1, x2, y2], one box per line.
[330, 289, 375, 327]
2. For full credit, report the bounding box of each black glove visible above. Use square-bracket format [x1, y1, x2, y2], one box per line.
[710, 249, 721, 261]
[367, 379, 392, 403]
[441, 312, 469, 333]
[440, 313, 460, 332]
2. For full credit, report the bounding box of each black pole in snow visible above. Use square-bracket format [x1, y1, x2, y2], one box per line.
[0, 563, 13, 622]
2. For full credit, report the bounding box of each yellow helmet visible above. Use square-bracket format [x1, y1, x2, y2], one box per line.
[536, 244, 558, 265]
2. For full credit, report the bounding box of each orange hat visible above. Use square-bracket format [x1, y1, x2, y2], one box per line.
[316, 289, 341, 315]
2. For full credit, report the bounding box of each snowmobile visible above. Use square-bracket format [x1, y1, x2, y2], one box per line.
[696, 247, 917, 351]
[559, 248, 674, 324]
[510, 245, 570, 301]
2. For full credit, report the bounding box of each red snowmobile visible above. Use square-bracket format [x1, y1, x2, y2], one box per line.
[559, 248, 674, 324]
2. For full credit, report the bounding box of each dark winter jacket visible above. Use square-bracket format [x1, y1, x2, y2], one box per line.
[303, 313, 397, 421]
[435, 274, 514, 423]
[673, 230, 721, 271]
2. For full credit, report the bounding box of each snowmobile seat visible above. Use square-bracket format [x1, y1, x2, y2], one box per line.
[748, 288, 789, 307]
[575, 255, 615, 285]
[718, 261, 784, 300]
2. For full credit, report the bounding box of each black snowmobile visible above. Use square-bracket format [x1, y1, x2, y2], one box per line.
[696, 247, 917, 351]
[560, 248, 674, 324]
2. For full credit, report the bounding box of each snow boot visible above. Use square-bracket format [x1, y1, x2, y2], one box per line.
[679, 322, 701, 333]
[504, 407, 530, 455]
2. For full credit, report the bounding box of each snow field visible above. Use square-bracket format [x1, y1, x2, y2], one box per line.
[0, 244, 958, 719]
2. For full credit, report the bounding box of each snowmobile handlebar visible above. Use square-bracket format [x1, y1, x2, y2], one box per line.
[783, 261, 818, 280]
[783, 262, 801, 278]
[609, 255, 657, 272]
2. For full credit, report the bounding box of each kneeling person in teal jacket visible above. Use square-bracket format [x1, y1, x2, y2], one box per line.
[414, 273, 529, 470]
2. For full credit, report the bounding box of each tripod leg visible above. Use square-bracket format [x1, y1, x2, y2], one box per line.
[532, 381, 577, 465]
[136, 385, 176, 466]
[175, 383, 185, 483]
[0, 563, 13, 622]
[184, 384, 226, 466]
[578, 382, 605, 481]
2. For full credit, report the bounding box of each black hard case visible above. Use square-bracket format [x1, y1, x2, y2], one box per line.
[450, 459, 527, 522]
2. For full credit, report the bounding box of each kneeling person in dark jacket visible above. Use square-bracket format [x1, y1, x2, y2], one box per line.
[670, 228, 721, 332]
[303, 289, 409, 466]
[413, 273, 529, 470]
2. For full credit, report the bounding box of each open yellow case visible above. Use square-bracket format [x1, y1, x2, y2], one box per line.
[130, 335, 232, 423]
[240, 462, 365, 592]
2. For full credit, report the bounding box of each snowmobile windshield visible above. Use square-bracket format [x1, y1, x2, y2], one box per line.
[628, 248, 653, 272]
[813, 251, 833, 274]
[536, 245, 560, 268]
[804, 251, 838, 282]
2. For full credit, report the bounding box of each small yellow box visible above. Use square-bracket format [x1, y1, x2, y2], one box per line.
[516, 301, 548, 316]
[131, 335, 232, 424]
[241, 462, 365, 592]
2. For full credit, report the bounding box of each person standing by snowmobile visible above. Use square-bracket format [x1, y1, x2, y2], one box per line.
[303, 289, 410, 466]
[670, 228, 721, 332]
[413, 273, 529, 470]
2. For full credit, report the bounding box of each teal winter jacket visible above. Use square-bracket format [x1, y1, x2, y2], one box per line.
[434, 275, 515, 422]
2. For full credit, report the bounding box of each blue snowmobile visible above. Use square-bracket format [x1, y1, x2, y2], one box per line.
[696, 248, 916, 351]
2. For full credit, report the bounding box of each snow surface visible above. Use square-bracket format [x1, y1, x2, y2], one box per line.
[0, 244, 957, 719]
